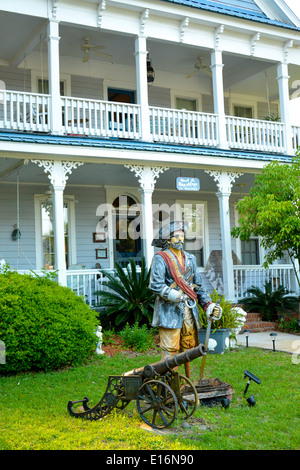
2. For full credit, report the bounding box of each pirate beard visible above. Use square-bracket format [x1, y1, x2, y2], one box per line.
[169, 239, 184, 250]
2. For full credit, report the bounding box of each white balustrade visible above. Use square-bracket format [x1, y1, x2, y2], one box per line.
[292, 125, 300, 152]
[226, 116, 285, 153]
[149, 106, 218, 146]
[2, 89, 299, 154]
[233, 264, 296, 300]
[0, 90, 50, 132]
[61, 96, 140, 139]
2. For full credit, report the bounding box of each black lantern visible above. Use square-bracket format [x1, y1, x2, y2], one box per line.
[147, 58, 155, 83]
[244, 329, 250, 347]
[270, 332, 277, 351]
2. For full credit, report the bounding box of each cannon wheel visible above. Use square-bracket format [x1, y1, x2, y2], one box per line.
[176, 374, 199, 419]
[136, 379, 178, 429]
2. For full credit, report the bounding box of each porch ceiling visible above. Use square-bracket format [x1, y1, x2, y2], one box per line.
[0, 11, 299, 100]
[0, 155, 255, 194]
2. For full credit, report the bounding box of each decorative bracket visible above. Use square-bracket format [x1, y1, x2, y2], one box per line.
[52, 0, 59, 19]
[204, 170, 243, 194]
[32, 160, 84, 189]
[124, 164, 169, 191]
[97, 0, 106, 28]
[179, 17, 189, 43]
[215, 24, 224, 50]
[250, 32, 260, 56]
[283, 39, 293, 63]
[140, 9, 149, 36]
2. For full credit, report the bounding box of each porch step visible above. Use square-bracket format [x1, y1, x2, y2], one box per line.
[241, 312, 276, 333]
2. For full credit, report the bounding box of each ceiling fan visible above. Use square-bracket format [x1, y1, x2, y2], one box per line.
[80, 37, 112, 63]
[186, 57, 211, 78]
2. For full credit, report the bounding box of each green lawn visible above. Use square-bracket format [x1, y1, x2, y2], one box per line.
[0, 346, 299, 450]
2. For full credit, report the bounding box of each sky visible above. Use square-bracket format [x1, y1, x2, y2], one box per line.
[283, 0, 300, 125]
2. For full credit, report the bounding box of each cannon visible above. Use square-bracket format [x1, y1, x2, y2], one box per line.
[68, 343, 206, 429]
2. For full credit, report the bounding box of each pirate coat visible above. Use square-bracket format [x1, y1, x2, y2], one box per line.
[149, 249, 211, 330]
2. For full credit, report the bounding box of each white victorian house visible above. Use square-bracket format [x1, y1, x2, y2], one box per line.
[0, 0, 300, 306]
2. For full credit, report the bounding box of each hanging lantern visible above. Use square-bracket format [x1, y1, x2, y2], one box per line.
[12, 228, 21, 241]
[147, 58, 155, 84]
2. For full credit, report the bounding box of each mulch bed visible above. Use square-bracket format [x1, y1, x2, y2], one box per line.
[102, 334, 160, 357]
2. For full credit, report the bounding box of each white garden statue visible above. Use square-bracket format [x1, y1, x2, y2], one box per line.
[230, 307, 247, 347]
[95, 326, 105, 355]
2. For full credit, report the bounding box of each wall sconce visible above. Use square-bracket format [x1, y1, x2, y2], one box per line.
[270, 332, 277, 351]
[147, 58, 155, 84]
[244, 329, 250, 347]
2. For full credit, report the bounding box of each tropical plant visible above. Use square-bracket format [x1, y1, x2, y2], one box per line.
[197, 289, 241, 333]
[240, 281, 298, 321]
[96, 257, 155, 329]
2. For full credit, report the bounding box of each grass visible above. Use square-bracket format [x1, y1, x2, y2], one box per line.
[0, 345, 299, 450]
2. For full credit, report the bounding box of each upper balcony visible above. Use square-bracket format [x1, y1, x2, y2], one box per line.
[0, 5, 300, 157]
[0, 89, 299, 154]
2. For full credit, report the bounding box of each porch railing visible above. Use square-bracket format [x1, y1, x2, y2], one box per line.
[149, 106, 218, 146]
[1, 90, 300, 154]
[233, 264, 296, 300]
[0, 90, 50, 132]
[226, 116, 285, 153]
[292, 125, 300, 151]
[61, 96, 140, 139]
[66, 268, 114, 307]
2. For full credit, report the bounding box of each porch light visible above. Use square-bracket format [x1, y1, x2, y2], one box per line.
[244, 329, 250, 347]
[270, 332, 277, 351]
[147, 58, 155, 84]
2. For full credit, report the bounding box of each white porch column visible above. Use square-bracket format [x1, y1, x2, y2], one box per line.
[205, 170, 243, 301]
[134, 35, 151, 141]
[277, 62, 293, 155]
[47, 20, 62, 134]
[32, 160, 83, 285]
[211, 50, 228, 149]
[125, 164, 169, 269]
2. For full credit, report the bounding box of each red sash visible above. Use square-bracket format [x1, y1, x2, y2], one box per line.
[157, 250, 197, 301]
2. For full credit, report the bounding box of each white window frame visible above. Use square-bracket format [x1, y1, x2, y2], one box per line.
[34, 194, 76, 270]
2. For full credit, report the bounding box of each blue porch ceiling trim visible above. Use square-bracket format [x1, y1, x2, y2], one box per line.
[0, 131, 293, 163]
[161, 0, 300, 30]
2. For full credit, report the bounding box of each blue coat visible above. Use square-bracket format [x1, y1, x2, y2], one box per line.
[149, 249, 211, 330]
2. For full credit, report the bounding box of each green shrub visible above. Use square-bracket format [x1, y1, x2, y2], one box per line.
[0, 271, 98, 374]
[119, 322, 155, 352]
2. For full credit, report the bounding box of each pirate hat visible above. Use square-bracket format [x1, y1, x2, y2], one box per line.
[152, 220, 189, 247]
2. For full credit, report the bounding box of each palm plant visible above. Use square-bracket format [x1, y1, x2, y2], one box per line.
[240, 281, 298, 321]
[95, 257, 155, 329]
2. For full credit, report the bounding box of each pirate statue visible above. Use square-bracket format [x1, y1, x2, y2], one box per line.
[149, 221, 222, 379]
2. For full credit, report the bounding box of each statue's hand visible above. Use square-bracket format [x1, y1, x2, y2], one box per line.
[206, 303, 223, 321]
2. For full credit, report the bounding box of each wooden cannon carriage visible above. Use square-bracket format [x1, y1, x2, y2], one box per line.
[68, 344, 206, 429]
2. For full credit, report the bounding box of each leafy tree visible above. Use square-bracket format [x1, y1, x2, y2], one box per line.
[96, 257, 155, 329]
[231, 155, 300, 290]
[231, 155, 300, 319]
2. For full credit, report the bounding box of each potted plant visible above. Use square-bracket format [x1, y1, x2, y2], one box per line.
[197, 290, 245, 354]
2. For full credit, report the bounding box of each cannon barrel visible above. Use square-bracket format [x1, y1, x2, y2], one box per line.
[123, 344, 206, 378]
